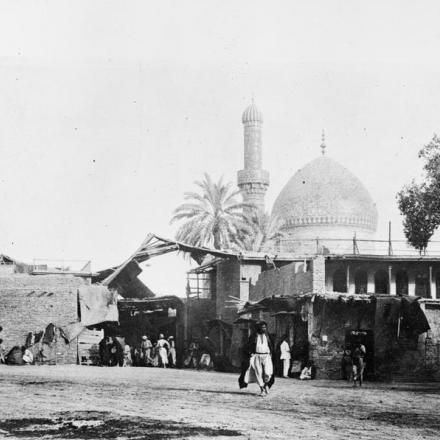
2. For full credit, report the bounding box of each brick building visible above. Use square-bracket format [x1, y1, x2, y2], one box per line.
[0, 255, 117, 365]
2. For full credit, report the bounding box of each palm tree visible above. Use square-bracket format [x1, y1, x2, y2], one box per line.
[240, 211, 286, 253]
[171, 173, 251, 250]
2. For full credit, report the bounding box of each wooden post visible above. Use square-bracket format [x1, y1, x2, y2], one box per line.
[429, 266, 436, 299]
[389, 265, 396, 295]
[388, 221, 393, 256]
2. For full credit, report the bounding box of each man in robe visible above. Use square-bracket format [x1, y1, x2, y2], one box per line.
[157, 334, 170, 368]
[279, 335, 291, 378]
[167, 336, 176, 367]
[238, 321, 275, 395]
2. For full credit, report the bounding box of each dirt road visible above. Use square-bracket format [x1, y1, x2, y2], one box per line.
[0, 365, 439, 439]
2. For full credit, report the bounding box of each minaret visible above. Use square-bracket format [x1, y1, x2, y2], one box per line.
[237, 100, 269, 214]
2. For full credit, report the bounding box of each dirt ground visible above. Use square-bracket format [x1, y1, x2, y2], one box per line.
[0, 365, 439, 439]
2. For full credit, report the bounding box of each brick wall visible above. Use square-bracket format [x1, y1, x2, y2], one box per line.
[0, 274, 87, 364]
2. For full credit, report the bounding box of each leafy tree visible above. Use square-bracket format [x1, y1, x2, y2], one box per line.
[170, 173, 251, 250]
[397, 134, 440, 254]
[240, 211, 286, 252]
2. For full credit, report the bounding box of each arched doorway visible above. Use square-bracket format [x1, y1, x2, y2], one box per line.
[354, 270, 368, 294]
[333, 268, 347, 293]
[415, 272, 430, 298]
[396, 270, 408, 296]
[375, 270, 389, 294]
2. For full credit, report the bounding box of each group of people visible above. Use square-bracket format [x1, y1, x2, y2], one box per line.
[98, 334, 176, 368]
[279, 335, 313, 380]
[136, 334, 176, 368]
[183, 336, 217, 370]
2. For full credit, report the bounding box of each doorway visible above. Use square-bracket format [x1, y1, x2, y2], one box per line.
[345, 329, 375, 379]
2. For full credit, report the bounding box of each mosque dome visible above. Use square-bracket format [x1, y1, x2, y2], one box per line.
[272, 155, 378, 237]
[242, 102, 263, 124]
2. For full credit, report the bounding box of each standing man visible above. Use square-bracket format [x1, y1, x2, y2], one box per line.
[238, 321, 275, 395]
[168, 336, 176, 367]
[157, 334, 170, 368]
[140, 335, 153, 366]
[279, 335, 291, 378]
[351, 342, 366, 387]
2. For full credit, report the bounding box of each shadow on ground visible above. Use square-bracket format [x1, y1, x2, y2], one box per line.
[0, 411, 243, 439]
[363, 411, 440, 431]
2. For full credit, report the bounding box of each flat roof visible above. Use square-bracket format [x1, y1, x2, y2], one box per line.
[326, 254, 440, 262]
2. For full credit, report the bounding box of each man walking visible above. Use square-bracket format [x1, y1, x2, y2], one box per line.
[239, 321, 275, 395]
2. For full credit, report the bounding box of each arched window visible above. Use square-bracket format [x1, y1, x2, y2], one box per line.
[396, 270, 408, 296]
[415, 272, 430, 298]
[354, 270, 368, 294]
[333, 269, 347, 293]
[375, 270, 389, 294]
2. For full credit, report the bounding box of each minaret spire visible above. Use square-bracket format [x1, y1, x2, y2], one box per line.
[320, 129, 326, 155]
[237, 100, 269, 214]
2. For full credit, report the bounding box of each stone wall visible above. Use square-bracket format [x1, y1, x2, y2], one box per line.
[0, 274, 87, 364]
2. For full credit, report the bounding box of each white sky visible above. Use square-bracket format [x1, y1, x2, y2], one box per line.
[1, 1, 440, 295]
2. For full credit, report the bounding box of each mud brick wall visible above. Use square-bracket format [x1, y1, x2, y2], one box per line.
[312, 255, 325, 294]
[309, 299, 375, 379]
[374, 299, 440, 381]
[0, 275, 87, 364]
[250, 261, 313, 301]
[412, 303, 440, 380]
[216, 260, 241, 323]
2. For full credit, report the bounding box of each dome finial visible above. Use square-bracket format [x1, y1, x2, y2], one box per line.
[242, 98, 263, 124]
[320, 129, 326, 155]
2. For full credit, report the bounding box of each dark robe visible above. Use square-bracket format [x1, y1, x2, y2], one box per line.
[238, 332, 275, 389]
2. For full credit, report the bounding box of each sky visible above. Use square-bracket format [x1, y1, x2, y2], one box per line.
[1, 1, 440, 295]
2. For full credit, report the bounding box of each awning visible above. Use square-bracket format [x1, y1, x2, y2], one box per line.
[401, 296, 430, 335]
[101, 234, 240, 287]
[118, 295, 184, 313]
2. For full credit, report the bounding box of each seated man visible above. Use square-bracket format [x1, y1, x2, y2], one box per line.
[299, 362, 313, 380]
[22, 347, 34, 364]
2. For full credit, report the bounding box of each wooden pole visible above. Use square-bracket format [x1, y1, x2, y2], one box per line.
[388, 221, 393, 256]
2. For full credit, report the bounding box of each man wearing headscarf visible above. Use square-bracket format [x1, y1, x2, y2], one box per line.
[238, 321, 275, 395]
